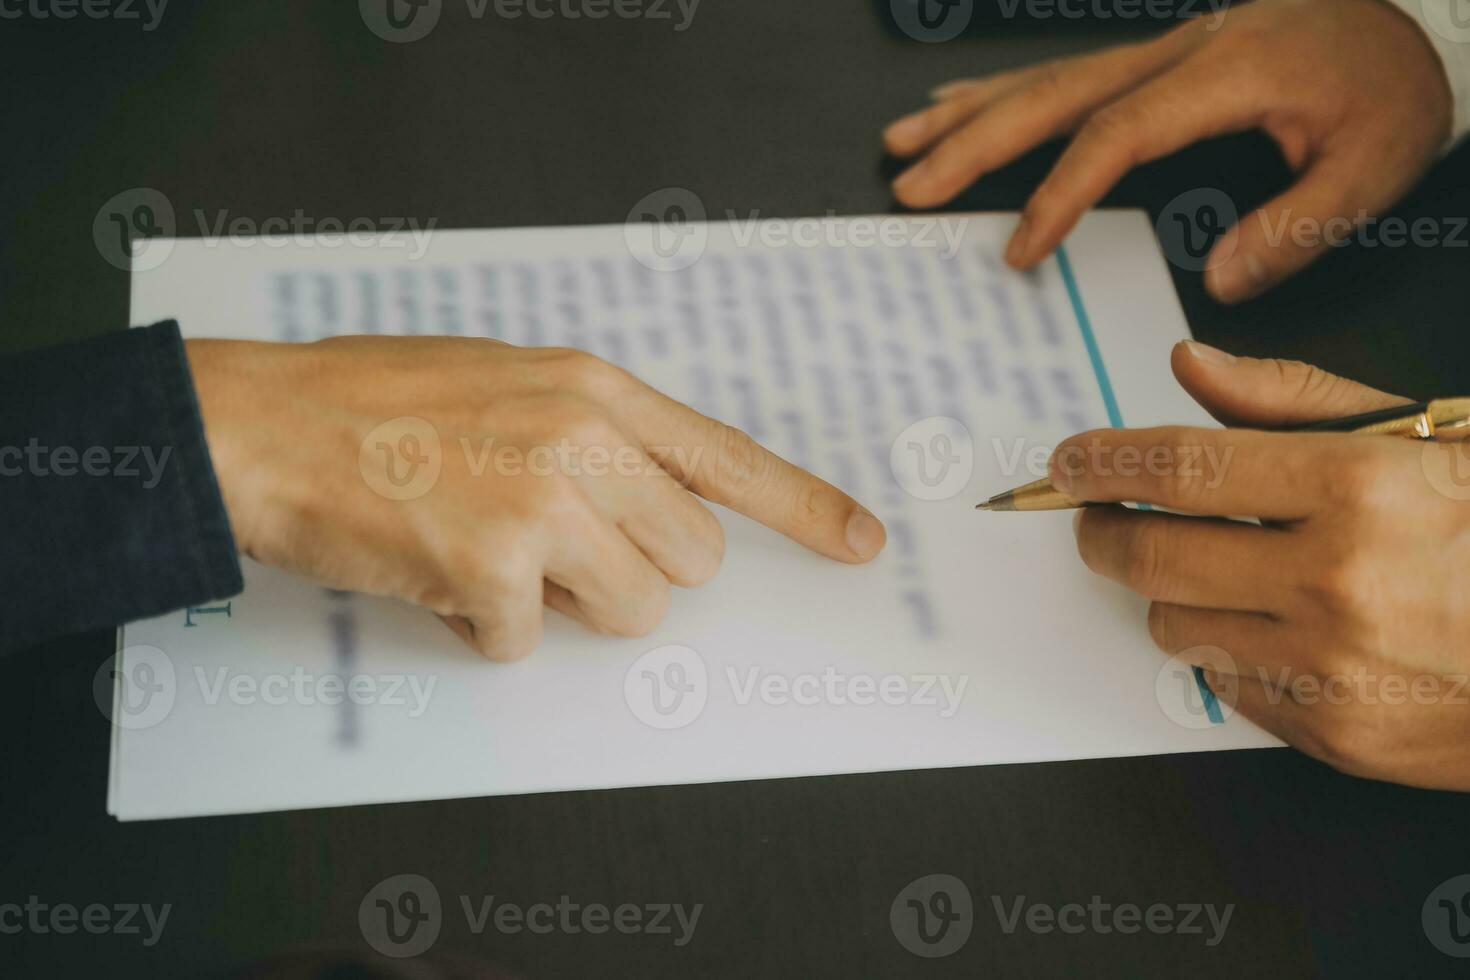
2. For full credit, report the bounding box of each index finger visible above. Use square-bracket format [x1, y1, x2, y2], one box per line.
[1009, 54, 1262, 268]
[890, 32, 1195, 209]
[1048, 426, 1356, 520]
[618, 386, 886, 564]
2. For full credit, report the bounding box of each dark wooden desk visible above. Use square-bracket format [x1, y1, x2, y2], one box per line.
[3, 2, 1469, 976]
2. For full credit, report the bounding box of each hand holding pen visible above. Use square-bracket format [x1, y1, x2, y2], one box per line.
[985, 340, 1470, 791]
[980, 394, 1470, 511]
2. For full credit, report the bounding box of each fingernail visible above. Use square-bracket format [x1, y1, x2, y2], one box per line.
[885, 114, 926, 147]
[1071, 508, 1083, 536]
[845, 509, 886, 560]
[1004, 215, 1031, 266]
[929, 82, 966, 100]
[1182, 340, 1236, 366]
[1206, 251, 1266, 303]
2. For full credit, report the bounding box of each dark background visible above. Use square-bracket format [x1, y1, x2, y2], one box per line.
[3, 0, 1470, 976]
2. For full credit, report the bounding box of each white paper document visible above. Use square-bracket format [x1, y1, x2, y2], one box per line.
[111, 210, 1278, 821]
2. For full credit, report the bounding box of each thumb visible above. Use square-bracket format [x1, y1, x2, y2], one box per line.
[1170, 340, 1410, 428]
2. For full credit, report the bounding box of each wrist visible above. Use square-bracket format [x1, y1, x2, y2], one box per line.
[184, 338, 294, 560]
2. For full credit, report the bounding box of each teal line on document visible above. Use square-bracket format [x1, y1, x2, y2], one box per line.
[1054, 244, 1121, 428]
[1054, 244, 1223, 726]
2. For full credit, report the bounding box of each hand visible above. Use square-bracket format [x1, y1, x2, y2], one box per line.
[1056, 341, 1470, 790]
[882, 0, 1452, 303]
[185, 336, 886, 661]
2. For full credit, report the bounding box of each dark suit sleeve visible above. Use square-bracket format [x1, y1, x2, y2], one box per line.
[0, 321, 244, 653]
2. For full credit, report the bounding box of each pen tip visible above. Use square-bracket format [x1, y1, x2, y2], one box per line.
[980, 491, 1018, 512]
[974, 501, 992, 511]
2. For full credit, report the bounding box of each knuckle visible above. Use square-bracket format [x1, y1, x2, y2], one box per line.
[1305, 556, 1388, 660]
[475, 619, 542, 663]
[562, 412, 620, 455]
[710, 424, 769, 492]
[1159, 465, 1206, 513]
[1308, 549, 1380, 617]
[1211, 28, 1270, 71]
[1124, 521, 1174, 598]
[545, 347, 629, 399]
[792, 475, 836, 526]
[1025, 62, 1070, 101]
[455, 561, 544, 662]
[618, 576, 672, 638]
[532, 397, 620, 455]
[414, 583, 461, 620]
[1081, 104, 1139, 151]
[1312, 648, 1359, 687]
[469, 538, 540, 597]
[1276, 359, 1346, 408]
[1267, 356, 1307, 392]
[521, 474, 584, 524]
[433, 542, 490, 596]
[460, 335, 509, 352]
[1321, 450, 1393, 514]
[1148, 432, 1212, 510]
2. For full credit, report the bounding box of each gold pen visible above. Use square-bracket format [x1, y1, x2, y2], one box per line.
[976, 397, 1470, 513]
